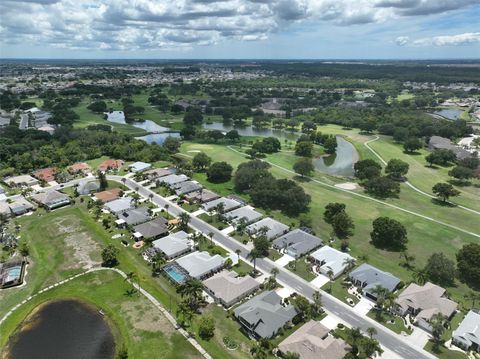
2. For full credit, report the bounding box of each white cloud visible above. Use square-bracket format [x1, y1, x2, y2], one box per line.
[395, 36, 409, 46]
[0, 0, 477, 52]
[396, 32, 480, 46]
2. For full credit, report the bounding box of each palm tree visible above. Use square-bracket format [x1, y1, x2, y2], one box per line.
[400, 250, 415, 270]
[348, 327, 363, 353]
[464, 291, 480, 309]
[270, 267, 279, 279]
[311, 291, 323, 318]
[343, 257, 356, 272]
[125, 271, 139, 295]
[250, 249, 261, 273]
[164, 204, 169, 218]
[208, 231, 214, 247]
[283, 352, 300, 359]
[235, 249, 241, 262]
[131, 192, 141, 207]
[367, 327, 377, 339]
[148, 193, 154, 202]
[215, 202, 225, 220]
[177, 278, 203, 311]
[327, 269, 334, 292]
[179, 212, 190, 231]
[177, 302, 194, 327]
[430, 313, 447, 350]
[371, 285, 388, 310]
[250, 342, 267, 359]
[413, 267, 428, 285]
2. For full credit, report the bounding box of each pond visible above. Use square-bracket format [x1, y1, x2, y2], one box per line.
[433, 109, 464, 121]
[202, 122, 299, 141]
[313, 136, 358, 177]
[105, 111, 171, 133]
[135, 132, 181, 144]
[6, 299, 115, 359]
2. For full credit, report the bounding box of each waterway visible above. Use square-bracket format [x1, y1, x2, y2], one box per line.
[105, 111, 171, 133]
[433, 109, 464, 121]
[6, 299, 115, 359]
[313, 136, 358, 177]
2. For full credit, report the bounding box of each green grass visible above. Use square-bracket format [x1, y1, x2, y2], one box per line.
[326, 275, 360, 305]
[424, 341, 468, 359]
[286, 258, 316, 282]
[231, 260, 254, 276]
[367, 309, 412, 334]
[198, 213, 228, 230]
[197, 236, 229, 257]
[1, 271, 201, 359]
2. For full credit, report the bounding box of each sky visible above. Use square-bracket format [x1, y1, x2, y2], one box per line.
[0, 0, 479, 59]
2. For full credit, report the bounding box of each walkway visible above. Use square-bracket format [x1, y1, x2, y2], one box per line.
[0, 267, 212, 359]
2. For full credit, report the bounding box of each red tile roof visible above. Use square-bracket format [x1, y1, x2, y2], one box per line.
[32, 167, 56, 182]
[94, 188, 122, 203]
[68, 162, 91, 173]
[98, 159, 124, 171]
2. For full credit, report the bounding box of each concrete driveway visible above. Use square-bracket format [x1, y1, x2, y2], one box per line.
[353, 297, 376, 316]
[310, 274, 330, 289]
[275, 254, 294, 267]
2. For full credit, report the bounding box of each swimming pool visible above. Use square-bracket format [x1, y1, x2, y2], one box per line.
[164, 264, 187, 284]
[6, 266, 22, 282]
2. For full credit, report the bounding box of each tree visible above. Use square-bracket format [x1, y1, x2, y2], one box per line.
[403, 137, 423, 153]
[192, 152, 212, 171]
[283, 352, 300, 359]
[432, 182, 460, 202]
[18, 241, 30, 257]
[430, 313, 447, 350]
[225, 129, 240, 142]
[311, 291, 323, 318]
[413, 268, 429, 285]
[370, 217, 408, 250]
[456, 243, 480, 290]
[295, 140, 313, 157]
[425, 149, 456, 167]
[253, 236, 271, 257]
[115, 346, 129, 359]
[177, 278, 204, 311]
[331, 211, 355, 239]
[354, 159, 382, 180]
[183, 107, 203, 126]
[177, 301, 194, 327]
[293, 295, 311, 321]
[293, 157, 314, 177]
[324, 203, 346, 224]
[364, 176, 400, 198]
[87, 100, 107, 113]
[367, 327, 377, 339]
[179, 212, 190, 231]
[424, 253, 455, 287]
[323, 136, 337, 155]
[163, 136, 181, 153]
[206, 162, 233, 183]
[448, 166, 473, 182]
[97, 170, 108, 191]
[198, 316, 215, 340]
[101, 244, 119, 267]
[385, 159, 409, 180]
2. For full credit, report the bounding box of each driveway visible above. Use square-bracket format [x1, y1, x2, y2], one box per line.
[310, 274, 330, 289]
[353, 297, 376, 316]
[275, 254, 294, 267]
[404, 326, 431, 348]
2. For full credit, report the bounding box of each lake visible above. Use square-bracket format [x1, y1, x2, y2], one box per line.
[6, 299, 115, 359]
[202, 122, 299, 141]
[105, 111, 171, 133]
[313, 136, 358, 177]
[136, 132, 181, 144]
[433, 109, 463, 121]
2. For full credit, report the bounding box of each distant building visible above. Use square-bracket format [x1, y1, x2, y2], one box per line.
[98, 159, 124, 172]
[8, 197, 34, 216]
[4, 175, 38, 188]
[129, 161, 152, 173]
[174, 180, 202, 195]
[115, 207, 150, 227]
[428, 136, 472, 160]
[158, 174, 189, 187]
[133, 217, 169, 241]
[152, 231, 192, 259]
[143, 168, 172, 181]
[77, 180, 100, 195]
[104, 197, 134, 214]
[202, 197, 242, 213]
[32, 167, 57, 183]
[184, 189, 219, 204]
[175, 251, 225, 280]
[31, 190, 70, 210]
[68, 162, 92, 174]
[0, 259, 26, 289]
[224, 206, 263, 225]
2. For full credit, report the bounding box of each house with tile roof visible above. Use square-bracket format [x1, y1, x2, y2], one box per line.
[203, 270, 260, 307]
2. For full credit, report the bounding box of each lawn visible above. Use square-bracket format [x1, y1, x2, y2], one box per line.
[197, 236, 229, 257]
[1, 270, 201, 359]
[367, 309, 412, 335]
[198, 213, 228, 230]
[327, 275, 360, 306]
[424, 341, 468, 359]
[286, 257, 316, 282]
[231, 260, 254, 276]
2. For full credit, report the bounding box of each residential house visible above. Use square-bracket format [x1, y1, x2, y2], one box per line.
[158, 174, 189, 187]
[31, 190, 71, 210]
[94, 188, 122, 203]
[223, 206, 263, 226]
[104, 197, 134, 214]
[246, 217, 289, 240]
[77, 180, 100, 195]
[129, 161, 152, 173]
[175, 251, 225, 280]
[133, 217, 169, 241]
[0, 201, 11, 217]
[8, 197, 34, 216]
[4, 175, 38, 188]
[428, 136, 472, 161]
[278, 320, 351, 359]
[68, 162, 92, 175]
[174, 180, 202, 196]
[234, 290, 297, 339]
[202, 197, 242, 213]
[394, 282, 458, 332]
[310, 246, 355, 279]
[115, 207, 150, 227]
[184, 189, 219, 204]
[452, 309, 480, 352]
[152, 231, 192, 259]
[349, 263, 401, 301]
[144, 168, 172, 181]
[273, 229, 323, 259]
[98, 159, 124, 172]
[203, 270, 260, 307]
[32, 167, 56, 183]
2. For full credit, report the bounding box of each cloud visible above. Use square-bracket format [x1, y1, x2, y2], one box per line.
[395, 32, 480, 46]
[395, 36, 410, 46]
[0, 0, 477, 52]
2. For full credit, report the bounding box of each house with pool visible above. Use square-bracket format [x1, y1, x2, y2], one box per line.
[0, 259, 26, 289]
[163, 251, 225, 284]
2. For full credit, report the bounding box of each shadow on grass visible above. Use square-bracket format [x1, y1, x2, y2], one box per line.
[448, 179, 472, 187]
[294, 175, 312, 183]
[431, 198, 457, 207]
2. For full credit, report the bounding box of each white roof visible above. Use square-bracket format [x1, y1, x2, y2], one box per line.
[453, 309, 480, 348]
[129, 161, 151, 172]
[311, 246, 354, 277]
[176, 251, 225, 279]
[152, 231, 190, 257]
[104, 197, 133, 213]
[246, 217, 289, 240]
[202, 197, 242, 212]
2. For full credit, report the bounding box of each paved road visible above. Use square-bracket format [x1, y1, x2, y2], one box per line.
[108, 175, 435, 359]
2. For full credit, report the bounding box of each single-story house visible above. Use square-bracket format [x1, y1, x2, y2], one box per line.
[0, 259, 26, 289]
[452, 309, 480, 352]
[184, 189, 219, 204]
[68, 162, 91, 174]
[8, 197, 34, 215]
[203, 270, 260, 308]
[98, 159, 124, 172]
[77, 180, 100, 195]
[428, 136, 472, 161]
[4, 175, 38, 188]
[273, 229, 323, 259]
[202, 197, 242, 213]
[32, 167, 56, 183]
[133, 217, 169, 241]
[104, 197, 134, 214]
[144, 168, 172, 181]
[394, 282, 458, 332]
[0, 201, 11, 217]
[94, 188, 122, 203]
[174, 180, 203, 196]
[349, 263, 401, 301]
[175, 251, 225, 280]
[116, 207, 150, 227]
[246, 217, 289, 240]
[310, 246, 355, 279]
[234, 290, 297, 339]
[129, 161, 152, 173]
[152, 231, 192, 259]
[278, 320, 351, 359]
[158, 174, 189, 187]
[31, 190, 70, 210]
[223, 206, 263, 225]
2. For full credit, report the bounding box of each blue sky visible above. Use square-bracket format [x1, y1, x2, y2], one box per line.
[0, 0, 479, 59]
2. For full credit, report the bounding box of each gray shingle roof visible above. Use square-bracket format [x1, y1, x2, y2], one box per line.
[203, 270, 260, 307]
[349, 263, 401, 295]
[174, 181, 202, 195]
[117, 207, 150, 225]
[175, 251, 225, 279]
[158, 174, 189, 186]
[202, 197, 242, 212]
[32, 190, 70, 209]
[234, 290, 297, 338]
[104, 197, 134, 213]
[224, 206, 263, 225]
[133, 217, 169, 239]
[246, 217, 289, 240]
[273, 229, 323, 258]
